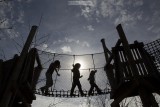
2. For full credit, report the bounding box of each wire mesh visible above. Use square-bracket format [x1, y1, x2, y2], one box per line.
[144, 39, 160, 71]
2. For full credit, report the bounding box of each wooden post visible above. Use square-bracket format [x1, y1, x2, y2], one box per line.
[116, 24, 139, 76]
[101, 39, 111, 61]
[101, 39, 122, 90]
[0, 59, 3, 97]
[101, 39, 116, 90]
[0, 26, 38, 107]
[139, 87, 152, 107]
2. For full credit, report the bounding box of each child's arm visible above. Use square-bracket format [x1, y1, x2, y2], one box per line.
[55, 68, 60, 76]
[88, 75, 91, 80]
[80, 75, 83, 78]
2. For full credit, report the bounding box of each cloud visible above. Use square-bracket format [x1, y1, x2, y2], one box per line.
[87, 25, 94, 31]
[79, 0, 97, 20]
[17, 10, 24, 23]
[52, 37, 90, 48]
[77, 0, 144, 25]
[7, 29, 19, 39]
[147, 25, 154, 31]
[17, 0, 32, 3]
[133, 0, 143, 6]
[114, 13, 134, 25]
[39, 43, 56, 53]
[0, 1, 26, 40]
[84, 25, 94, 31]
[81, 6, 92, 19]
[82, 41, 90, 47]
[42, 43, 48, 49]
[61, 46, 72, 53]
[0, 19, 19, 39]
[68, 0, 94, 6]
[100, 0, 115, 18]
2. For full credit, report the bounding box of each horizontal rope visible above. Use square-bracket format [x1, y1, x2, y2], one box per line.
[37, 49, 104, 56]
[41, 67, 105, 71]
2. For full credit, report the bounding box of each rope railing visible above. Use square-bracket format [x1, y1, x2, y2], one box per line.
[37, 49, 104, 56]
[41, 67, 105, 71]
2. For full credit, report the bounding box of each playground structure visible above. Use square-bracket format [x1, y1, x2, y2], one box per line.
[0, 24, 159, 107]
[0, 26, 42, 107]
[102, 24, 160, 107]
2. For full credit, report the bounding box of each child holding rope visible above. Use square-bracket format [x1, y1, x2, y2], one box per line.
[70, 63, 85, 96]
[88, 70, 102, 95]
[40, 60, 61, 95]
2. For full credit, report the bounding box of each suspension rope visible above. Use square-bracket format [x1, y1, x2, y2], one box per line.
[71, 55, 75, 82]
[37, 49, 104, 56]
[52, 53, 57, 90]
[91, 54, 96, 70]
[42, 67, 105, 71]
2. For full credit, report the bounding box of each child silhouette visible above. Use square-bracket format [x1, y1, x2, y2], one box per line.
[88, 70, 102, 95]
[70, 63, 84, 96]
[40, 60, 60, 95]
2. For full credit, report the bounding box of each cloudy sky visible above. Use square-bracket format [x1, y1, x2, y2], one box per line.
[0, 0, 160, 106]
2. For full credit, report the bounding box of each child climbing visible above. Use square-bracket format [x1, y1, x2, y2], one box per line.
[70, 63, 85, 96]
[88, 70, 102, 95]
[40, 60, 61, 95]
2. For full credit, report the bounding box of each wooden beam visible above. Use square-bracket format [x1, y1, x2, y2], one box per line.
[139, 87, 151, 107]
[0, 26, 38, 107]
[111, 80, 138, 107]
[0, 59, 3, 97]
[116, 24, 139, 76]
[105, 39, 121, 67]
[101, 38, 112, 61]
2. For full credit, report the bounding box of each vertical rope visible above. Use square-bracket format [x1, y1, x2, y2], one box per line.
[91, 54, 96, 84]
[52, 53, 57, 90]
[92, 54, 96, 70]
[71, 55, 75, 82]
[89, 68, 91, 73]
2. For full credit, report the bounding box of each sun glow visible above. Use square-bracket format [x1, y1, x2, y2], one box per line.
[74, 59, 87, 69]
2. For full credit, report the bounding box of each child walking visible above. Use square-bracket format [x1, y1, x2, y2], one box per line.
[40, 60, 61, 95]
[70, 63, 84, 96]
[88, 70, 102, 95]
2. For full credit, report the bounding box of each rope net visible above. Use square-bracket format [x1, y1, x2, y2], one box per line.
[144, 38, 160, 70]
[35, 50, 110, 97]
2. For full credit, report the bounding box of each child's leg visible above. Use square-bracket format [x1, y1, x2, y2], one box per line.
[93, 83, 102, 94]
[70, 82, 76, 95]
[88, 84, 94, 95]
[77, 81, 84, 95]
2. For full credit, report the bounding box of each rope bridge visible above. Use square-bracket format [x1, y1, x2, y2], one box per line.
[34, 38, 160, 98]
[34, 50, 111, 97]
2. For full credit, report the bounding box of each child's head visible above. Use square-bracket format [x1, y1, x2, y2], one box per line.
[91, 70, 97, 74]
[74, 63, 81, 69]
[54, 60, 61, 69]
